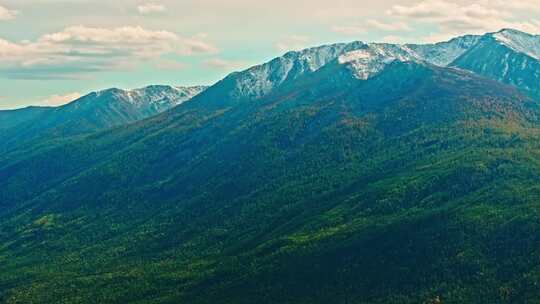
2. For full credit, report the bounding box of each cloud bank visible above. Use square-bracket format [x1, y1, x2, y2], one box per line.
[137, 3, 166, 15]
[392, 0, 540, 41]
[0, 5, 17, 21]
[0, 26, 218, 79]
[332, 0, 540, 42]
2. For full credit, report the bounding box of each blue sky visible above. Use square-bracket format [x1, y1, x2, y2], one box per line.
[0, 0, 539, 109]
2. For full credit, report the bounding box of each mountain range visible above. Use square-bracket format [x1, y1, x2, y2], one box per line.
[0, 85, 207, 152]
[1, 29, 540, 304]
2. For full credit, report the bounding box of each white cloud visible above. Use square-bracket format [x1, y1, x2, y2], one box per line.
[379, 35, 411, 44]
[155, 59, 188, 70]
[366, 19, 412, 32]
[0, 26, 219, 79]
[331, 25, 366, 35]
[137, 3, 166, 15]
[0, 5, 17, 21]
[38, 92, 82, 107]
[387, 0, 540, 39]
[332, 19, 411, 36]
[204, 58, 246, 71]
[182, 36, 220, 55]
[274, 35, 311, 53]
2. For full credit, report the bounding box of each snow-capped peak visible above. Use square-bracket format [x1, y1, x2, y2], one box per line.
[337, 44, 420, 79]
[492, 29, 540, 60]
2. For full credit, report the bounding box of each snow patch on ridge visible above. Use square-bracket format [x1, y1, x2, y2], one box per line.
[338, 49, 373, 62]
[337, 44, 420, 80]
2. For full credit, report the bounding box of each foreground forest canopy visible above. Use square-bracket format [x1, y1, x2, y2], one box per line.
[1, 29, 540, 303]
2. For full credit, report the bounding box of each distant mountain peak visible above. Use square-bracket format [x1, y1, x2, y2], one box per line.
[92, 85, 208, 107]
[490, 28, 540, 59]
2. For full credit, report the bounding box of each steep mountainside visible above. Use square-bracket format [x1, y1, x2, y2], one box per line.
[1, 40, 540, 304]
[0, 85, 207, 152]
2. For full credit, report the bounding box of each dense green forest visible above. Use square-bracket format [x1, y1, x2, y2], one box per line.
[1, 59, 540, 304]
